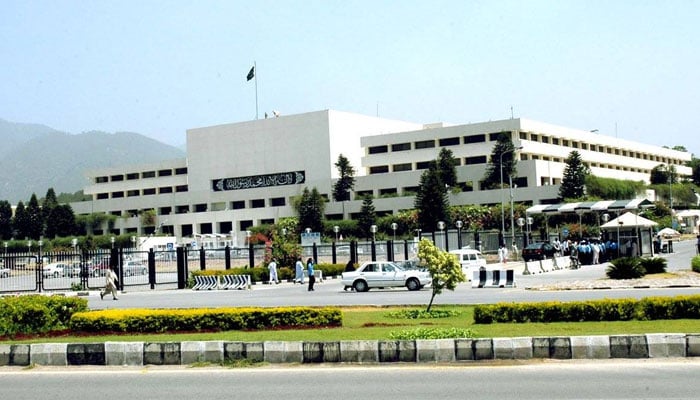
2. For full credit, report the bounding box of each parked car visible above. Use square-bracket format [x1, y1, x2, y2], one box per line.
[340, 261, 431, 292]
[65, 262, 84, 278]
[42, 262, 69, 278]
[449, 248, 487, 279]
[0, 266, 10, 278]
[522, 242, 556, 262]
[122, 260, 147, 276]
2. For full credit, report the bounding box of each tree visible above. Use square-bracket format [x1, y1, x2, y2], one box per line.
[414, 162, 449, 231]
[295, 187, 325, 233]
[333, 154, 355, 202]
[12, 201, 28, 239]
[689, 157, 700, 186]
[357, 195, 376, 239]
[558, 151, 589, 200]
[48, 204, 77, 238]
[26, 194, 44, 239]
[269, 220, 302, 268]
[437, 148, 458, 189]
[43, 188, 60, 238]
[417, 238, 465, 312]
[0, 201, 12, 240]
[650, 164, 677, 185]
[482, 132, 518, 190]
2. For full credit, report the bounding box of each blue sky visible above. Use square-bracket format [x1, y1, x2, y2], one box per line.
[2, 0, 699, 156]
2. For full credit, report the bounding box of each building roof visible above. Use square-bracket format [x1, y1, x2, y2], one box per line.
[600, 211, 658, 229]
[526, 199, 655, 215]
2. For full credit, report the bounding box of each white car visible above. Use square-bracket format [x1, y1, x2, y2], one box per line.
[42, 262, 69, 278]
[122, 261, 147, 276]
[449, 248, 487, 280]
[0, 266, 9, 278]
[341, 261, 431, 292]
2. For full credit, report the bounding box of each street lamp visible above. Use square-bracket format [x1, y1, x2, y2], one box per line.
[437, 221, 445, 249]
[333, 225, 339, 242]
[617, 219, 623, 258]
[27, 240, 32, 253]
[455, 220, 463, 248]
[390, 222, 398, 242]
[3, 242, 7, 254]
[110, 236, 115, 249]
[499, 145, 523, 246]
[370, 225, 377, 242]
[130, 235, 136, 249]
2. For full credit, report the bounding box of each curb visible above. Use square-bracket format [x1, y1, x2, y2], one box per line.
[1, 334, 698, 366]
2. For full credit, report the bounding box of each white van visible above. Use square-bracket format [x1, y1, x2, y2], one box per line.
[449, 248, 487, 279]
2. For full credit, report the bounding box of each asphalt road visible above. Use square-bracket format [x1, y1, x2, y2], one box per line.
[88, 239, 700, 310]
[1, 360, 698, 400]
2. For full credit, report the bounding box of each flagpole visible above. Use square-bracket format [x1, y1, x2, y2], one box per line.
[254, 61, 258, 120]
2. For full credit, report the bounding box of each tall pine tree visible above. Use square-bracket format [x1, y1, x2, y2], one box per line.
[414, 162, 449, 231]
[437, 148, 458, 189]
[357, 195, 376, 239]
[333, 154, 355, 202]
[483, 132, 518, 190]
[559, 150, 589, 200]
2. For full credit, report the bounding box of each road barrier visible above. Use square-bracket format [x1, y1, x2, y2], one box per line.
[471, 269, 515, 288]
[192, 275, 251, 291]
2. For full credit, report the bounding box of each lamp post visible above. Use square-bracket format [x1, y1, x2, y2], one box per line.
[517, 217, 525, 247]
[526, 216, 533, 246]
[617, 219, 623, 258]
[333, 225, 339, 242]
[27, 240, 32, 253]
[576, 209, 585, 239]
[370, 225, 377, 242]
[110, 236, 115, 249]
[509, 182, 517, 250]
[499, 145, 523, 247]
[390, 222, 398, 242]
[130, 235, 136, 250]
[455, 220, 463, 248]
[437, 221, 445, 249]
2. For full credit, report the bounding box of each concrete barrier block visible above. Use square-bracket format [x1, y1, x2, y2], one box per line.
[686, 334, 700, 357]
[454, 339, 475, 361]
[225, 341, 264, 362]
[143, 342, 181, 365]
[181, 341, 224, 364]
[473, 338, 494, 360]
[302, 341, 340, 363]
[533, 337, 571, 359]
[30, 343, 67, 366]
[610, 335, 648, 358]
[571, 335, 610, 359]
[0, 345, 11, 366]
[493, 337, 532, 359]
[67, 343, 106, 365]
[416, 339, 455, 363]
[104, 342, 143, 366]
[646, 334, 686, 358]
[264, 341, 302, 363]
[532, 337, 550, 358]
[378, 340, 416, 363]
[320, 341, 341, 363]
[340, 340, 378, 363]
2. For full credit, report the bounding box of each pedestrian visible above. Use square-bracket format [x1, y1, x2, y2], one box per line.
[343, 259, 355, 291]
[100, 267, 119, 300]
[294, 257, 304, 284]
[267, 258, 278, 284]
[696, 234, 700, 255]
[591, 241, 600, 264]
[306, 257, 316, 291]
[498, 244, 505, 264]
[502, 245, 509, 264]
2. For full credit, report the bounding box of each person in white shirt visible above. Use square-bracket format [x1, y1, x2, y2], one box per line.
[100, 267, 119, 300]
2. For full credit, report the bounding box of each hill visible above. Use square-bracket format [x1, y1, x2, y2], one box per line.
[0, 118, 185, 203]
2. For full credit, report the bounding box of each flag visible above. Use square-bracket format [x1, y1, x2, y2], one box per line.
[246, 66, 255, 81]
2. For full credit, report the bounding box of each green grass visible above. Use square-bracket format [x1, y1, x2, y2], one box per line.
[2, 305, 699, 344]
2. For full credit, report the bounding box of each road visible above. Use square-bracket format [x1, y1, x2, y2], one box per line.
[1, 360, 698, 399]
[88, 239, 700, 309]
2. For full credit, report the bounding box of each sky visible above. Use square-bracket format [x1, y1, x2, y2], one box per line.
[2, 0, 699, 156]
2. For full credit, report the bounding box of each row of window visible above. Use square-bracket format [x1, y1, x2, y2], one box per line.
[367, 132, 506, 155]
[94, 167, 188, 184]
[519, 131, 683, 165]
[95, 185, 189, 199]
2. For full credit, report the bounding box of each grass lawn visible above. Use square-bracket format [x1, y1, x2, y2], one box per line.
[3, 305, 699, 344]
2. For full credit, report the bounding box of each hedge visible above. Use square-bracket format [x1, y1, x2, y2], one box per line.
[70, 306, 343, 333]
[474, 295, 700, 324]
[0, 295, 88, 337]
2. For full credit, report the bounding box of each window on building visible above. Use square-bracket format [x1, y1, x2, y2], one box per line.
[199, 223, 212, 235]
[250, 199, 265, 208]
[391, 142, 411, 151]
[239, 220, 253, 231]
[159, 187, 173, 194]
[581, 143, 588, 150]
[112, 191, 124, 198]
[181, 224, 193, 237]
[562, 140, 570, 147]
[110, 174, 124, 182]
[271, 197, 286, 207]
[175, 167, 188, 175]
[194, 203, 207, 212]
[127, 190, 139, 197]
[95, 176, 108, 184]
[530, 134, 539, 142]
[142, 171, 156, 178]
[369, 165, 389, 174]
[231, 200, 245, 210]
[464, 134, 486, 143]
[489, 131, 511, 141]
[210, 202, 226, 211]
[519, 131, 527, 140]
[126, 173, 139, 180]
[159, 206, 172, 215]
[541, 136, 550, 144]
[572, 141, 579, 149]
[368, 145, 388, 154]
[439, 137, 459, 146]
[158, 169, 172, 177]
[143, 188, 156, 195]
[465, 156, 487, 165]
[414, 139, 435, 149]
[355, 190, 373, 199]
[260, 218, 274, 225]
[552, 138, 560, 145]
[175, 185, 188, 192]
[392, 163, 412, 172]
[403, 186, 419, 196]
[460, 181, 474, 192]
[416, 161, 431, 170]
[176, 205, 189, 214]
[96, 193, 109, 200]
[379, 188, 398, 197]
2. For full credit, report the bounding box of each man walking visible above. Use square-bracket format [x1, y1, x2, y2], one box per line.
[100, 267, 119, 300]
[268, 258, 279, 284]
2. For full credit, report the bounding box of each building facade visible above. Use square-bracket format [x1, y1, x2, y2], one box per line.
[71, 110, 692, 244]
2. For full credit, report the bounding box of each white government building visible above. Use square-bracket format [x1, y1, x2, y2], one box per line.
[70, 110, 692, 246]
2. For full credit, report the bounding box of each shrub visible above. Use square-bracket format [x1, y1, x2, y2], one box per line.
[385, 309, 460, 319]
[388, 327, 475, 340]
[692, 256, 700, 273]
[606, 257, 645, 279]
[0, 295, 88, 337]
[639, 257, 667, 274]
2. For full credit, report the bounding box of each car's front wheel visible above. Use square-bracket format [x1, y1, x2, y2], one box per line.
[406, 277, 421, 291]
[353, 280, 369, 292]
